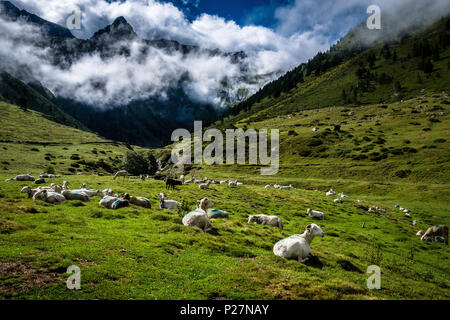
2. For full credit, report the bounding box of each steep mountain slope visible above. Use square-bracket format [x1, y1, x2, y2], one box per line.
[0, 101, 145, 175]
[0, 2, 266, 147]
[221, 16, 450, 124]
[0, 70, 87, 130]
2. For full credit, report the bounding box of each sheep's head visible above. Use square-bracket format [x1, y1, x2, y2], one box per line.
[198, 198, 214, 212]
[248, 216, 257, 223]
[159, 193, 166, 200]
[21, 186, 31, 194]
[306, 224, 324, 237]
[122, 193, 131, 200]
[34, 189, 48, 200]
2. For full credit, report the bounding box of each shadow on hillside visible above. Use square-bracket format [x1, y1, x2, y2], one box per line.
[305, 256, 323, 269]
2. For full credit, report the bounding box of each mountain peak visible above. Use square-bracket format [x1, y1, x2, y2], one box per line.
[91, 16, 137, 41]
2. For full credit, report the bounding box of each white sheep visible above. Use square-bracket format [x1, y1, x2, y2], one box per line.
[199, 181, 211, 190]
[334, 198, 343, 203]
[265, 184, 272, 189]
[159, 193, 179, 210]
[14, 174, 35, 182]
[405, 213, 412, 218]
[220, 180, 229, 185]
[228, 180, 238, 187]
[182, 198, 214, 232]
[280, 185, 293, 190]
[99, 196, 129, 209]
[273, 224, 324, 263]
[326, 188, 336, 196]
[33, 189, 66, 204]
[236, 182, 244, 186]
[416, 230, 424, 237]
[307, 208, 325, 220]
[102, 188, 118, 197]
[62, 190, 90, 202]
[248, 214, 283, 229]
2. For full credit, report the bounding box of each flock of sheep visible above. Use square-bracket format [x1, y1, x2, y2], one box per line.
[6, 171, 449, 263]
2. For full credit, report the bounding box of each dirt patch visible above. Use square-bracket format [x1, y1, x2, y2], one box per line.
[0, 261, 63, 296]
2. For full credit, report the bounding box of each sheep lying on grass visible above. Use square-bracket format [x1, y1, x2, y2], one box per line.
[248, 214, 283, 229]
[99, 196, 130, 209]
[182, 198, 214, 232]
[159, 193, 179, 210]
[326, 188, 336, 196]
[102, 189, 118, 197]
[273, 224, 324, 263]
[199, 181, 211, 190]
[122, 193, 151, 209]
[33, 189, 66, 204]
[307, 208, 325, 220]
[6, 174, 35, 182]
[62, 190, 90, 202]
[207, 209, 229, 219]
[421, 225, 448, 245]
[334, 198, 343, 204]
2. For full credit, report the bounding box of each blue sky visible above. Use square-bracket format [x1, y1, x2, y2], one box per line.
[167, 0, 292, 27]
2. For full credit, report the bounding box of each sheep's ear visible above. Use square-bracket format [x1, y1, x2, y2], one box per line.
[307, 224, 312, 230]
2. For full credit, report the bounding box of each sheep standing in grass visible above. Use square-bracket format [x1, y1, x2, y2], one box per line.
[273, 224, 324, 263]
[33, 189, 66, 204]
[248, 214, 283, 229]
[62, 190, 90, 202]
[307, 208, 325, 220]
[159, 193, 179, 210]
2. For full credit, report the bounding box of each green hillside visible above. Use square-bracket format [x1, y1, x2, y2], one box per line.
[0, 102, 144, 175]
[221, 16, 450, 125]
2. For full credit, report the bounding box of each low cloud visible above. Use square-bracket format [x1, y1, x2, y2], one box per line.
[2, 0, 448, 109]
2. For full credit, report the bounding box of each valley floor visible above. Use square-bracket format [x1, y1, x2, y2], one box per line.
[0, 172, 449, 300]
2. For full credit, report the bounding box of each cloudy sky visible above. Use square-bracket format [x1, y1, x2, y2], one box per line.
[2, 0, 449, 108]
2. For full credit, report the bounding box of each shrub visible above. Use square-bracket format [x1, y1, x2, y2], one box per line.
[395, 169, 412, 178]
[45, 165, 55, 174]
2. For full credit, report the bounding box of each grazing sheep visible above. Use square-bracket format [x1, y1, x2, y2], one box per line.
[33, 189, 66, 204]
[62, 190, 90, 202]
[307, 208, 325, 220]
[199, 181, 211, 190]
[122, 193, 151, 209]
[165, 177, 183, 190]
[421, 225, 448, 245]
[113, 170, 128, 180]
[159, 193, 179, 210]
[99, 196, 130, 210]
[248, 214, 283, 229]
[273, 224, 325, 263]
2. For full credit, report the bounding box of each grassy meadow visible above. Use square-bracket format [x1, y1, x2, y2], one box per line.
[0, 98, 449, 300]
